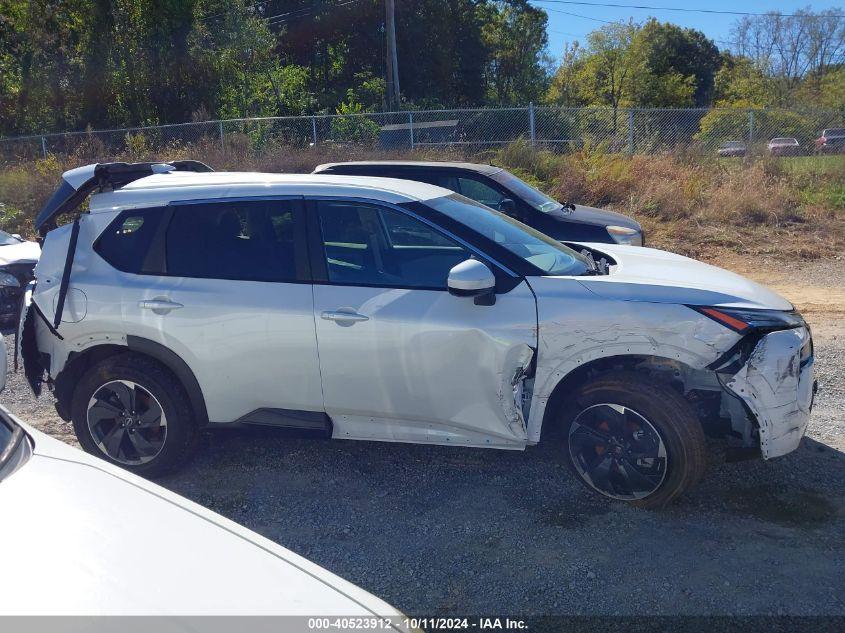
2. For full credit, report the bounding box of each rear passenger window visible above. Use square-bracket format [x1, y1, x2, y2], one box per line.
[165, 200, 300, 282]
[95, 208, 163, 274]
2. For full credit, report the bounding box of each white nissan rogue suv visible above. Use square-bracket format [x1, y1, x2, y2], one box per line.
[20, 161, 816, 508]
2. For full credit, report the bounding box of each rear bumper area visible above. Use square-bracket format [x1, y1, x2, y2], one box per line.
[0, 288, 22, 321]
[725, 327, 815, 459]
[0, 263, 36, 322]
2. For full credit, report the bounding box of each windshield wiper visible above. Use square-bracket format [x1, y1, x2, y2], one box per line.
[561, 201, 576, 213]
[579, 249, 609, 275]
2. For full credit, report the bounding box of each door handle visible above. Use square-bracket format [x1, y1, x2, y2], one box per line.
[321, 310, 369, 323]
[139, 299, 184, 314]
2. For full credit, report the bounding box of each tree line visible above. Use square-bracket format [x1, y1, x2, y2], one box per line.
[549, 8, 845, 112]
[0, 1, 843, 138]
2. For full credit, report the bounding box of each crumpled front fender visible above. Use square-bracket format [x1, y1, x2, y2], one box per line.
[725, 328, 815, 459]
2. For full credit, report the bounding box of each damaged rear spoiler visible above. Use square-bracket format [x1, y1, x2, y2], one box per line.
[35, 160, 213, 237]
[32, 160, 212, 333]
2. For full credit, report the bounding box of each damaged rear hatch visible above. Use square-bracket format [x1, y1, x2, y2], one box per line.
[22, 161, 214, 394]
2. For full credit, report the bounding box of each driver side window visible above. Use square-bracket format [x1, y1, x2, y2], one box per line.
[316, 201, 469, 289]
[457, 177, 507, 211]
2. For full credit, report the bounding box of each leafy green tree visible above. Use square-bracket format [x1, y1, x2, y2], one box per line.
[330, 100, 380, 143]
[630, 19, 721, 107]
[712, 54, 775, 107]
[480, 0, 551, 105]
[190, 0, 281, 120]
[548, 19, 722, 110]
[396, 0, 489, 107]
[557, 21, 639, 112]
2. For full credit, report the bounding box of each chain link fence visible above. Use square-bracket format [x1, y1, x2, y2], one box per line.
[2, 106, 844, 163]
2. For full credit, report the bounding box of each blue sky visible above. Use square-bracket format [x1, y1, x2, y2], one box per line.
[534, 1, 845, 60]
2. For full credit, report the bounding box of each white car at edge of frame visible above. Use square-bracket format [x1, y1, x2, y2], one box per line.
[0, 334, 410, 623]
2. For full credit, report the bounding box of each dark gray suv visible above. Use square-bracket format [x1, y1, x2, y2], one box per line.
[313, 161, 644, 246]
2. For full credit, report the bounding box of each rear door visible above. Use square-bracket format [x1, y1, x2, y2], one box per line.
[116, 197, 323, 424]
[309, 198, 537, 447]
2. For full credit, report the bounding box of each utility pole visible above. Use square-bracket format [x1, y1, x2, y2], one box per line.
[385, 0, 400, 110]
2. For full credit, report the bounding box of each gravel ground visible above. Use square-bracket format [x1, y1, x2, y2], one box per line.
[2, 264, 843, 617]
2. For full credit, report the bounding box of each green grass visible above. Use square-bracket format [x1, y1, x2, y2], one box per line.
[779, 154, 845, 177]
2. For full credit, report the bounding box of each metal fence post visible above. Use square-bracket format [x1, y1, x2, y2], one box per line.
[218, 121, 225, 154]
[40, 136, 47, 159]
[409, 112, 414, 149]
[627, 109, 635, 154]
[748, 110, 755, 148]
[528, 103, 536, 146]
[311, 116, 318, 145]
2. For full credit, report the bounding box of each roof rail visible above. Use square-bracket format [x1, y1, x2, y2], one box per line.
[35, 160, 214, 235]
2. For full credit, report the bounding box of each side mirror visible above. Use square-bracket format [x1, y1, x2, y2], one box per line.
[498, 198, 516, 215]
[447, 259, 496, 306]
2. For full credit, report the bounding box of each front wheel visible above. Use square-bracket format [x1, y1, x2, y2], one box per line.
[563, 371, 707, 508]
[71, 353, 198, 477]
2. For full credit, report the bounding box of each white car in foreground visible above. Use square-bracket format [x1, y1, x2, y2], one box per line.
[0, 337, 407, 621]
[21, 162, 816, 508]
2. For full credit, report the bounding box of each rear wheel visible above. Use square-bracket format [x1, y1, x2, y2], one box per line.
[563, 371, 707, 508]
[71, 354, 197, 477]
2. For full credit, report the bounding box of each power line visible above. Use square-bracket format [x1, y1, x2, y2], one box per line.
[533, 0, 845, 19]
[265, 7, 319, 26]
[264, 0, 365, 27]
[200, 0, 274, 23]
[543, 7, 613, 24]
[548, 29, 585, 37]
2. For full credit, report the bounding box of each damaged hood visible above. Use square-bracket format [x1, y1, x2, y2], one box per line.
[571, 243, 793, 311]
[0, 240, 40, 266]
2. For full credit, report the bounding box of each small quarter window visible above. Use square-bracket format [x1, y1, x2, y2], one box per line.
[95, 208, 164, 274]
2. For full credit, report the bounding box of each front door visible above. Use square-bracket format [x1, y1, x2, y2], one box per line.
[310, 198, 537, 447]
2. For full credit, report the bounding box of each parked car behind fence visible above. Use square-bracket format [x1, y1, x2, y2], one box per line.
[717, 141, 747, 157]
[767, 137, 802, 156]
[815, 128, 845, 154]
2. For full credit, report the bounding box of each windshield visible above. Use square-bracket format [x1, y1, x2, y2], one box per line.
[771, 138, 798, 145]
[489, 169, 562, 213]
[0, 230, 20, 246]
[723, 141, 744, 148]
[425, 194, 591, 276]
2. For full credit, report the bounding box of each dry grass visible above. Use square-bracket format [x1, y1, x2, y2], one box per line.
[498, 141, 844, 260]
[1, 139, 843, 262]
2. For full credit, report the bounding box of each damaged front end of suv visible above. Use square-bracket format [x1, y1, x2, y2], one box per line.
[701, 307, 816, 459]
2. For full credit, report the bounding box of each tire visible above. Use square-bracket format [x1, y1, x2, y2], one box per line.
[561, 371, 707, 509]
[71, 353, 198, 478]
